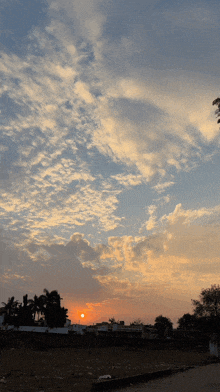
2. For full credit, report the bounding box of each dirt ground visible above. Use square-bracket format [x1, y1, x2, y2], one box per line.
[119, 363, 220, 392]
[0, 342, 213, 392]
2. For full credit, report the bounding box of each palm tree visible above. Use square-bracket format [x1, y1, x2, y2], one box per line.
[1, 297, 20, 316]
[1, 296, 21, 325]
[40, 289, 67, 328]
[27, 295, 44, 323]
[42, 289, 63, 307]
[1, 290, 68, 328]
[14, 294, 35, 326]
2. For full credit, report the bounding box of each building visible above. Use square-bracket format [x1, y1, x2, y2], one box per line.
[142, 325, 158, 339]
[68, 324, 87, 335]
[86, 325, 97, 334]
[64, 319, 71, 327]
[111, 323, 143, 338]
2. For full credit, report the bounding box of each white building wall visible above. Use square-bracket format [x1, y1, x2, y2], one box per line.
[69, 324, 87, 334]
[0, 325, 69, 334]
[112, 324, 143, 332]
[18, 326, 49, 333]
[47, 327, 68, 334]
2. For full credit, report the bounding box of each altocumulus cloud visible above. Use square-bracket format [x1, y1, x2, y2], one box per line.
[1, 0, 220, 247]
[0, 22, 123, 244]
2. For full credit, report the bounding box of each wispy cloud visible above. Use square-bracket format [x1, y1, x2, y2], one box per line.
[153, 181, 175, 193]
[161, 5, 219, 30]
[111, 173, 143, 187]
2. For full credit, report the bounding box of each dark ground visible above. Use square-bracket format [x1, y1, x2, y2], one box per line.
[0, 331, 216, 392]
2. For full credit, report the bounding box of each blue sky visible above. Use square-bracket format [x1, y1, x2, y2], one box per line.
[1, 0, 220, 326]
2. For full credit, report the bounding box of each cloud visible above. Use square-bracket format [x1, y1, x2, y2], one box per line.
[0, 22, 126, 241]
[1, 0, 220, 249]
[142, 204, 158, 231]
[47, 0, 106, 43]
[4, 202, 218, 310]
[91, 201, 220, 309]
[161, 203, 220, 226]
[2, 205, 220, 325]
[92, 71, 220, 184]
[157, 203, 220, 264]
[153, 181, 175, 193]
[111, 173, 143, 187]
[43, 0, 220, 185]
[1, 0, 220, 326]
[161, 5, 219, 30]
[0, 232, 105, 303]
[74, 81, 94, 104]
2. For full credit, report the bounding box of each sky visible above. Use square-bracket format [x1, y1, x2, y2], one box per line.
[0, 0, 220, 327]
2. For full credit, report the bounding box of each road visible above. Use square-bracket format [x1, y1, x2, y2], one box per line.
[118, 363, 220, 392]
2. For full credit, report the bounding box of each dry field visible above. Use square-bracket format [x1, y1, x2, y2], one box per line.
[0, 332, 215, 392]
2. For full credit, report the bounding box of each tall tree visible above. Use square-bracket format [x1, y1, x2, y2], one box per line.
[27, 294, 45, 322]
[1, 297, 21, 325]
[154, 315, 173, 338]
[42, 289, 62, 308]
[14, 294, 35, 326]
[192, 285, 220, 318]
[45, 305, 68, 328]
[1, 290, 68, 328]
[1, 297, 20, 317]
[177, 313, 198, 330]
[40, 289, 67, 328]
[191, 285, 220, 334]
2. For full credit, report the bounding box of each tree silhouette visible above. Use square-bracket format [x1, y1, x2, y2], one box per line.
[1, 289, 68, 328]
[191, 285, 220, 333]
[130, 318, 144, 326]
[12, 294, 35, 327]
[27, 294, 44, 322]
[177, 313, 198, 330]
[154, 315, 173, 338]
[1, 296, 21, 325]
[192, 285, 220, 318]
[38, 289, 67, 328]
[109, 317, 118, 324]
[212, 98, 220, 124]
[44, 304, 68, 328]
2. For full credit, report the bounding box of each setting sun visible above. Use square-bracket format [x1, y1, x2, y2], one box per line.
[81, 314, 85, 318]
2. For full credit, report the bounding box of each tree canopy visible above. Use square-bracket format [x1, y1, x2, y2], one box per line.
[190, 285, 220, 334]
[191, 285, 220, 318]
[1, 289, 68, 328]
[154, 315, 173, 338]
[177, 313, 198, 330]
